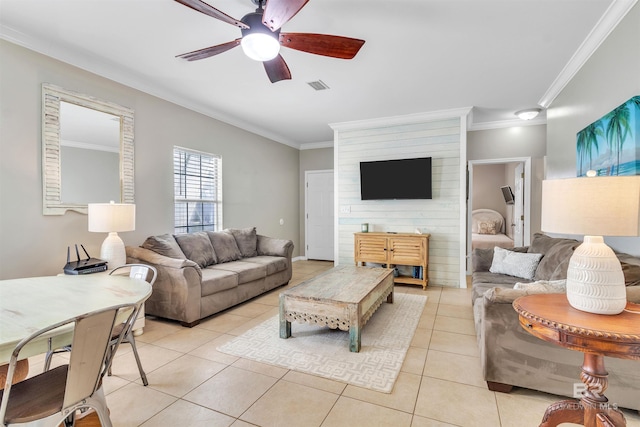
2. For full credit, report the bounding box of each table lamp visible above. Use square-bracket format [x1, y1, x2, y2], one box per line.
[541, 176, 640, 315]
[88, 201, 135, 269]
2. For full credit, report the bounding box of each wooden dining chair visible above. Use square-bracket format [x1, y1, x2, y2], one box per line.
[0, 303, 136, 427]
[106, 264, 157, 386]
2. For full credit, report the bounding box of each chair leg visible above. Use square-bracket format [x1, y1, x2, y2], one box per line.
[86, 386, 113, 427]
[126, 333, 148, 386]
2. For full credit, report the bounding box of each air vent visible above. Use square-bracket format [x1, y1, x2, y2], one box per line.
[307, 80, 330, 91]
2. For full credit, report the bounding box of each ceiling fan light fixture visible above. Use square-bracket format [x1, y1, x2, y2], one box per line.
[515, 108, 542, 120]
[241, 33, 281, 61]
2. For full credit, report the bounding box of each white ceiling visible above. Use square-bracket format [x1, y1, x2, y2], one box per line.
[0, 0, 631, 148]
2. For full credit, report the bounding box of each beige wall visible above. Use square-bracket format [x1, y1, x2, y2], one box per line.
[472, 164, 509, 218]
[0, 40, 300, 279]
[467, 125, 546, 238]
[546, 3, 640, 255]
[299, 147, 334, 257]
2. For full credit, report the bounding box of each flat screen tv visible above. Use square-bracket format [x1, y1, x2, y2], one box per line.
[360, 157, 432, 200]
[501, 185, 514, 205]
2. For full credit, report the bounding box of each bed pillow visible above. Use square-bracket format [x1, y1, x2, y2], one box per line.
[490, 246, 543, 280]
[477, 220, 498, 235]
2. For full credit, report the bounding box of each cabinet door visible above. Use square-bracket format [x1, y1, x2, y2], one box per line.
[355, 235, 388, 264]
[388, 237, 425, 265]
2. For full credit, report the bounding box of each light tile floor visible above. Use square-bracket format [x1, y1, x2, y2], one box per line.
[33, 260, 640, 427]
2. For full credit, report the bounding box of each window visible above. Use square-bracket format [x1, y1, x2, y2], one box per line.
[173, 147, 222, 234]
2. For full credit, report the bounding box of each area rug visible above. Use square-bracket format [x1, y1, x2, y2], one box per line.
[217, 293, 427, 393]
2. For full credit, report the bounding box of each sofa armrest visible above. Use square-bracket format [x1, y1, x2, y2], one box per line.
[126, 246, 203, 325]
[257, 235, 294, 258]
[483, 285, 640, 305]
[626, 285, 640, 303]
[127, 246, 198, 270]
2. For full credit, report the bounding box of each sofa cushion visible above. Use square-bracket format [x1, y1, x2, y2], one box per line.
[207, 231, 242, 263]
[227, 227, 258, 258]
[141, 233, 186, 259]
[490, 246, 543, 280]
[211, 261, 267, 284]
[534, 239, 579, 281]
[174, 232, 217, 268]
[200, 268, 238, 295]
[242, 256, 288, 275]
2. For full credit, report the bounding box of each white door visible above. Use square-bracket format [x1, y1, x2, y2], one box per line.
[305, 170, 334, 260]
[513, 163, 525, 247]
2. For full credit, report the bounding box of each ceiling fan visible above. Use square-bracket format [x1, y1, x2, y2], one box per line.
[174, 0, 365, 83]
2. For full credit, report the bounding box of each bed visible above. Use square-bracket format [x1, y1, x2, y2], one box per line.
[471, 209, 514, 250]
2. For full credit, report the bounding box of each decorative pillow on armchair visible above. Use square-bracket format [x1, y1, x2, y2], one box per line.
[489, 246, 543, 280]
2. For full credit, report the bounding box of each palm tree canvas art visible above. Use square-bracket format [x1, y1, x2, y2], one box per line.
[577, 95, 640, 177]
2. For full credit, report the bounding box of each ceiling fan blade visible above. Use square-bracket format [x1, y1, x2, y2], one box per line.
[262, 0, 309, 31]
[174, 0, 248, 29]
[263, 55, 292, 83]
[176, 39, 241, 61]
[279, 33, 365, 59]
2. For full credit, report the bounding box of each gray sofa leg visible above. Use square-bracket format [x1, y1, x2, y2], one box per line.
[487, 381, 513, 393]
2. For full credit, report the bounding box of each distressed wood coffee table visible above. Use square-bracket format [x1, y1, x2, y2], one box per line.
[279, 265, 394, 352]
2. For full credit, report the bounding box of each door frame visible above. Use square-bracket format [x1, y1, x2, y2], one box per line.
[304, 169, 334, 261]
[467, 157, 532, 274]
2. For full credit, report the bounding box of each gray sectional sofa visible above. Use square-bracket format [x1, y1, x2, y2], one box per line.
[471, 233, 640, 411]
[126, 227, 293, 327]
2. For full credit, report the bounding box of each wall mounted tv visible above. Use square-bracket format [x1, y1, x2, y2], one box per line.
[360, 157, 432, 200]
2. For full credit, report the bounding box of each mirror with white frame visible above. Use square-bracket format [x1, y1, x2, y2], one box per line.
[42, 84, 134, 215]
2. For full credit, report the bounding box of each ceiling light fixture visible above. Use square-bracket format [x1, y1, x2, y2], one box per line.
[240, 4, 281, 62]
[515, 108, 542, 120]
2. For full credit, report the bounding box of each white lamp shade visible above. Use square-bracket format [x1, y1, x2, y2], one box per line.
[541, 177, 640, 236]
[541, 176, 640, 315]
[88, 202, 136, 233]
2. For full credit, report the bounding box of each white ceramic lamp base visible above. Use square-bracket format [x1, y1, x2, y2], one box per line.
[100, 231, 126, 269]
[566, 236, 627, 315]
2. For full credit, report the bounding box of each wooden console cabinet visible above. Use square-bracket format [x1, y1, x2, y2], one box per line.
[354, 232, 430, 289]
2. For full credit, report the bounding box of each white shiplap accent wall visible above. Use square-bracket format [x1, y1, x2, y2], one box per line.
[331, 109, 469, 287]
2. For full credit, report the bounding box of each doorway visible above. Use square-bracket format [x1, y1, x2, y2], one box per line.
[467, 158, 532, 273]
[305, 170, 334, 261]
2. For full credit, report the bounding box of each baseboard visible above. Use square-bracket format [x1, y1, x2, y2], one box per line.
[292, 256, 306, 262]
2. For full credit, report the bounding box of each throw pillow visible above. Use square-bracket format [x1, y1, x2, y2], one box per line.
[618, 254, 640, 286]
[141, 233, 186, 259]
[174, 232, 217, 268]
[534, 240, 579, 281]
[226, 227, 258, 258]
[477, 220, 498, 235]
[490, 246, 543, 280]
[207, 231, 242, 263]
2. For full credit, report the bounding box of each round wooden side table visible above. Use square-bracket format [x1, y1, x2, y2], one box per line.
[513, 293, 640, 427]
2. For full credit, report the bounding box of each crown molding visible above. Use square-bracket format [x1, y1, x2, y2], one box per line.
[469, 117, 546, 131]
[330, 107, 472, 132]
[0, 25, 300, 149]
[299, 141, 334, 150]
[538, 0, 637, 108]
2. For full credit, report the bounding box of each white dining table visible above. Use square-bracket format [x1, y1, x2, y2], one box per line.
[0, 274, 152, 364]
